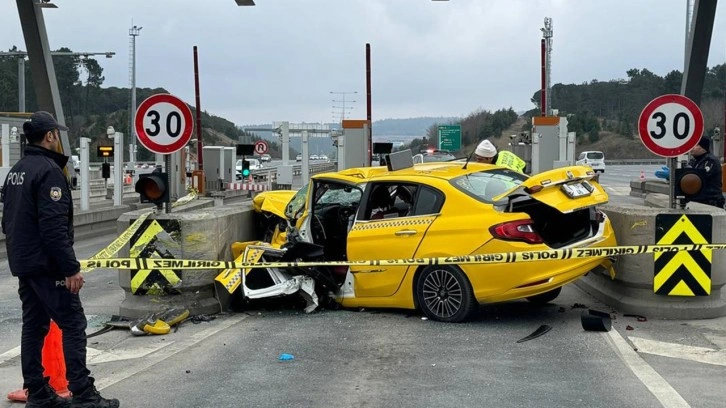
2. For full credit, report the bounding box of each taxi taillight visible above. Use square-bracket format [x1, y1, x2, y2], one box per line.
[489, 220, 544, 244]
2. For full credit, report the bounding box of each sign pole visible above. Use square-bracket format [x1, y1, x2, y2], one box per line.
[669, 156, 677, 209]
[165, 155, 171, 213]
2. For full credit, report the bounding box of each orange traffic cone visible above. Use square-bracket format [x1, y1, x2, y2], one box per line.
[640, 169, 646, 181]
[7, 321, 71, 402]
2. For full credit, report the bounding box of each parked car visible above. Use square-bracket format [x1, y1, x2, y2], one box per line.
[222, 157, 615, 322]
[260, 154, 272, 162]
[71, 155, 81, 173]
[576, 151, 606, 173]
[413, 149, 457, 164]
[310, 154, 319, 161]
[296, 154, 302, 162]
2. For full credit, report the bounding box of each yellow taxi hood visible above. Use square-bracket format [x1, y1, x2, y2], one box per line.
[497, 165, 608, 213]
[252, 191, 297, 218]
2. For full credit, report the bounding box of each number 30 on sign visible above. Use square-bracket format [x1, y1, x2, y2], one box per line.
[135, 94, 194, 154]
[638, 94, 704, 158]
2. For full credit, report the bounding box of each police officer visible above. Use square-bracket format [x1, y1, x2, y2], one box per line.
[686, 136, 725, 209]
[474, 139, 527, 173]
[1, 111, 119, 408]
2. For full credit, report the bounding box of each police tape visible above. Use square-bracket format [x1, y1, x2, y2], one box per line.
[79, 242, 726, 271]
[79, 190, 198, 273]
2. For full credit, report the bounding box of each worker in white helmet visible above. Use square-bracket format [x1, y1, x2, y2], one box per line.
[474, 139, 527, 173]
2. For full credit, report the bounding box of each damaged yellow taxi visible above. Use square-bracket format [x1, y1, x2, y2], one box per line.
[215, 151, 616, 322]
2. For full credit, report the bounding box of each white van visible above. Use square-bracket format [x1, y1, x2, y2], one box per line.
[576, 151, 605, 173]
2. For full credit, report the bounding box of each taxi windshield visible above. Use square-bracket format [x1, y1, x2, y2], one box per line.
[450, 169, 527, 203]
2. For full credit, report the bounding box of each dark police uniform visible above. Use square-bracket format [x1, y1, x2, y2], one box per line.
[687, 150, 725, 208]
[1, 145, 91, 395]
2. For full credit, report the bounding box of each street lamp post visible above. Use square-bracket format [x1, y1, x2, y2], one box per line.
[129, 25, 142, 166]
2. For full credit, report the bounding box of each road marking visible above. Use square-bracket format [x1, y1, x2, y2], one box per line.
[0, 334, 172, 366]
[630, 336, 726, 367]
[0, 346, 20, 365]
[95, 313, 249, 391]
[87, 342, 172, 364]
[604, 330, 690, 408]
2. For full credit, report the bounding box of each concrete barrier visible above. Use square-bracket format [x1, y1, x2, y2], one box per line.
[576, 200, 726, 319]
[629, 179, 670, 197]
[116, 199, 258, 318]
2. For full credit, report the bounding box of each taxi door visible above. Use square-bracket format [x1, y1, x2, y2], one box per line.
[345, 183, 437, 297]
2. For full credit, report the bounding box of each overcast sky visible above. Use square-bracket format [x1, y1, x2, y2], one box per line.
[2, 0, 726, 126]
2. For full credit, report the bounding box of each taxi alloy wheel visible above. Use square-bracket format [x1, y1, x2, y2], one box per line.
[416, 265, 476, 323]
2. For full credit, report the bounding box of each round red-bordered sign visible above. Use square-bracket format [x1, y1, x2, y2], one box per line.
[135, 94, 194, 154]
[254, 140, 268, 155]
[637, 94, 704, 157]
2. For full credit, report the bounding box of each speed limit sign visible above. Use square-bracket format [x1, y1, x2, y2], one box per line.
[135, 94, 194, 154]
[638, 94, 704, 157]
[254, 140, 268, 155]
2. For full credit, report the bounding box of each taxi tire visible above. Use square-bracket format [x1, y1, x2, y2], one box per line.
[415, 265, 477, 323]
[525, 287, 562, 305]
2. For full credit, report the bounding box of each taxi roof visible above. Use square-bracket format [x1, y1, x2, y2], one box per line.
[312, 162, 509, 184]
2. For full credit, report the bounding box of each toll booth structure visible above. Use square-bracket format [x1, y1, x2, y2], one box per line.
[336, 120, 371, 171]
[0, 121, 24, 184]
[202, 146, 235, 192]
[510, 116, 575, 175]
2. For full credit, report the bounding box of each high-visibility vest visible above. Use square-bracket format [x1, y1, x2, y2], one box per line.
[496, 151, 527, 173]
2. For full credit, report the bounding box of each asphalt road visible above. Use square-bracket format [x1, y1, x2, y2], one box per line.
[1, 165, 724, 407]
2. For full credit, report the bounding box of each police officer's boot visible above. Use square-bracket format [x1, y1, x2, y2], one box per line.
[26, 383, 71, 408]
[70, 382, 119, 408]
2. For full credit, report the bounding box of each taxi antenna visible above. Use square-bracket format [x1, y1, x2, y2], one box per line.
[462, 148, 475, 170]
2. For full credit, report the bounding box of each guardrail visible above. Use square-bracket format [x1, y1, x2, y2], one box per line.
[250, 162, 337, 182]
[604, 159, 669, 165]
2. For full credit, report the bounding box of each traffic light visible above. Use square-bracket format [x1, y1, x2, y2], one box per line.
[241, 159, 251, 178]
[135, 168, 169, 207]
[675, 167, 705, 203]
[101, 162, 111, 179]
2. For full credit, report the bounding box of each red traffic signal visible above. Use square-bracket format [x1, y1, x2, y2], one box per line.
[135, 168, 168, 206]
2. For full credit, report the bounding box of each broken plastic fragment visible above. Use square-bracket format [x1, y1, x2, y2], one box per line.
[278, 353, 295, 361]
[516, 325, 552, 343]
[581, 309, 612, 332]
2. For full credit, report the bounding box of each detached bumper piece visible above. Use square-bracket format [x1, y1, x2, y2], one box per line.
[214, 242, 323, 313]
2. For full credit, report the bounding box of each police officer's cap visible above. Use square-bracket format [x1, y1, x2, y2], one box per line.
[698, 136, 711, 152]
[23, 111, 68, 136]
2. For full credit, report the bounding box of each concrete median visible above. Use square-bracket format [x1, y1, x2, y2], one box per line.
[116, 200, 258, 318]
[576, 201, 726, 319]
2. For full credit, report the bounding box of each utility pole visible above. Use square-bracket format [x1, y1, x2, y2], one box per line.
[330, 91, 357, 123]
[128, 24, 142, 165]
[0, 50, 115, 113]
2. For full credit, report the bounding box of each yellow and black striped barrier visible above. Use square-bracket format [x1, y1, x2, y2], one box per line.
[79, 190, 198, 274]
[79, 243, 726, 271]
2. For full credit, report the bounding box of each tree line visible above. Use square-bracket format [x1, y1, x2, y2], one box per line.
[0, 46, 278, 161]
[530, 66, 726, 144]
